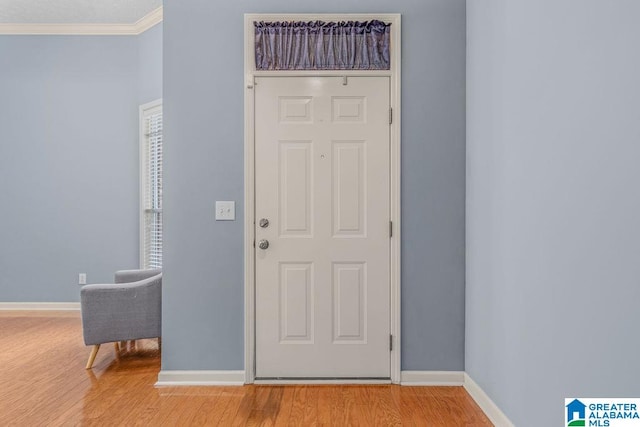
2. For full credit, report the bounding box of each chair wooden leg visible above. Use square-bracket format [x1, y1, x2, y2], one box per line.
[85, 344, 100, 369]
[114, 342, 120, 353]
[120, 341, 127, 351]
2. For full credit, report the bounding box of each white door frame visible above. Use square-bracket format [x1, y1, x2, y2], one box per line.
[243, 13, 401, 384]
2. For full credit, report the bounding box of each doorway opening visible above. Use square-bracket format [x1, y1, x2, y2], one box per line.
[244, 13, 401, 384]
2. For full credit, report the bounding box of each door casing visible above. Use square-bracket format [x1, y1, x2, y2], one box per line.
[243, 13, 402, 384]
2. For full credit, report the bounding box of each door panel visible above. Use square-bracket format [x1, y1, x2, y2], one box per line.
[332, 141, 366, 236]
[279, 141, 312, 236]
[255, 76, 390, 378]
[279, 262, 313, 343]
[333, 262, 366, 343]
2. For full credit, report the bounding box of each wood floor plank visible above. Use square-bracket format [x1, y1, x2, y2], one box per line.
[287, 385, 307, 425]
[369, 385, 403, 426]
[215, 387, 249, 426]
[302, 385, 320, 426]
[272, 385, 295, 426]
[315, 386, 332, 426]
[350, 386, 373, 426]
[0, 312, 493, 426]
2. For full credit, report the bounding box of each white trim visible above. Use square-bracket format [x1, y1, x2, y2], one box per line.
[388, 14, 402, 386]
[0, 302, 80, 311]
[400, 371, 465, 386]
[0, 6, 162, 35]
[252, 70, 393, 77]
[243, 13, 402, 385]
[133, 6, 163, 34]
[255, 379, 392, 385]
[243, 14, 257, 383]
[464, 373, 515, 427]
[156, 370, 245, 386]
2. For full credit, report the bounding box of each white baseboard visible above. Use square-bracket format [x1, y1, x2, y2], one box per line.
[156, 370, 245, 386]
[0, 302, 80, 311]
[255, 379, 392, 385]
[400, 370, 464, 386]
[463, 373, 514, 427]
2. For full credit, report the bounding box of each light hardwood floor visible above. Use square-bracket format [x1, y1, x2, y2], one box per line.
[0, 311, 492, 426]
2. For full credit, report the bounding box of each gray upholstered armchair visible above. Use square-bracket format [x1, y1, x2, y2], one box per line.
[80, 269, 162, 369]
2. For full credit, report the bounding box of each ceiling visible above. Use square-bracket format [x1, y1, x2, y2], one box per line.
[0, 0, 162, 24]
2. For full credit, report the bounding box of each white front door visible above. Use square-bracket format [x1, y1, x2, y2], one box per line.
[255, 76, 390, 378]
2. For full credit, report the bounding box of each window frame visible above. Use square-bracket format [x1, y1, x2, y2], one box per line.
[139, 99, 163, 269]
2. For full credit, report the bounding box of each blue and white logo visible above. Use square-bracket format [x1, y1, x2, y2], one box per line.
[567, 399, 587, 426]
[565, 398, 640, 427]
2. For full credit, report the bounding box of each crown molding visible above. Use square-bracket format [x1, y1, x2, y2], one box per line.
[134, 6, 163, 34]
[0, 6, 162, 35]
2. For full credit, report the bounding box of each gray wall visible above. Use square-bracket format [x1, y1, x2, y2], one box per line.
[138, 23, 163, 105]
[466, 0, 640, 424]
[0, 29, 162, 302]
[162, 1, 466, 370]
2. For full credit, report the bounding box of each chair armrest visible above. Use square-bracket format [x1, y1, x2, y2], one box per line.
[114, 268, 162, 284]
[80, 274, 162, 345]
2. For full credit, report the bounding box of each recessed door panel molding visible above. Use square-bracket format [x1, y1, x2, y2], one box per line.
[279, 96, 313, 123]
[333, 262, 367, 343]
[279, 141, 313, 237]
[332, 96, 366, 123]
[332, 141, 366, 237]
[279, 262, 314, 343]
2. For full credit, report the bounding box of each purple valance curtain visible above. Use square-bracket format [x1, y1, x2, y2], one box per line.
[254, 20, 391, 70]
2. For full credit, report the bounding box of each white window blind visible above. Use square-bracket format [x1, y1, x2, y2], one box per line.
[140, 101, 163, 269]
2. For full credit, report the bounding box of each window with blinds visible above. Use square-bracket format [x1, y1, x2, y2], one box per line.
[140, 100, 163, 269]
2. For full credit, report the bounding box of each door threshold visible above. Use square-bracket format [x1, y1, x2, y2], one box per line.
[254, 377, 392, 385]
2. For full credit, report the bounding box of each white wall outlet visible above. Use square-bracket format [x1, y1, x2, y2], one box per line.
[79, 273, 87, 285]
[215, 201, 235, 221]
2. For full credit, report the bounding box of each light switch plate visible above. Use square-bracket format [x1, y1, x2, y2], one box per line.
[215, 201, 235, 220]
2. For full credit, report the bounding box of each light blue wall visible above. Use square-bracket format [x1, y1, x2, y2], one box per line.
[138, 23, 163, 105]
[162, 1, 466, 370]
[466, 0, 640, 424]
[0, 30, 162, 302]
